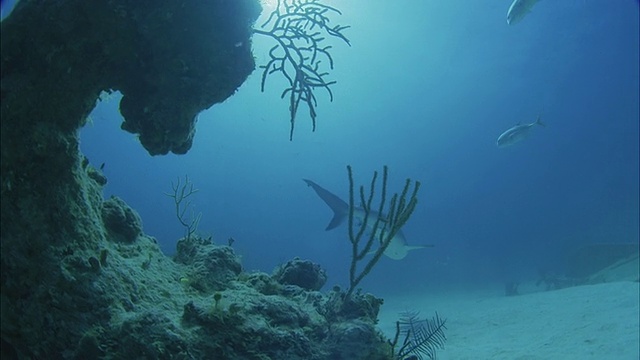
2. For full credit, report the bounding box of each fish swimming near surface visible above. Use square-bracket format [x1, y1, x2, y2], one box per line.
[303, 179, 431, 260]
[497, 116, 545, 148]
[507, 0, 541, 25]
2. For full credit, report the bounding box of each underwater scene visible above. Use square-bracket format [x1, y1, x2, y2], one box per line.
[1, 0, 638, 359]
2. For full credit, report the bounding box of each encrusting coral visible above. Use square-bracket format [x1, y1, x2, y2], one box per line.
[102, 196, 143, 243]
[273, 257, 328, 291]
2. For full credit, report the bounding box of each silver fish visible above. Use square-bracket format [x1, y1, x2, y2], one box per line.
[507, 0, 541, 25]
[497, 116, 545, 148]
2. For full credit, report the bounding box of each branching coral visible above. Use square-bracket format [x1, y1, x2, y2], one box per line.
[345, 166, 420, 299]
[253, 0, 351, 140]
[164, 175, 202, 241]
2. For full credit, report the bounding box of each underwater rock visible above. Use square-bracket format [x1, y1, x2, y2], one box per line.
[536, 270, 577, 291]
[174, 236, 242, 293]
[585, 253, 640, 284]
[567, 243, 640, 278]
[0, 0, 392, 357]
[328, 319, 390, 360]
[174, 235, 213, 264]
[115, 0, 261, 155]
[102, 196, 143, 243]
[247, 293, 312, 328]
[1, 0, 261, 155]
[182, 298, 318, 359]
[505, 281, 520, 296]
[178, 280, 390, 360]
[273, 257, 328, 291]
[87, 166, 107, 186]
[321, 287, 385, 324]
[114, 312, 191, 358]
[242, 272, 283, 295]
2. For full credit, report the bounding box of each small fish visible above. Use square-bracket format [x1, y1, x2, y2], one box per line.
[507, 0, 541, 25]
[497, 116, 545, 148]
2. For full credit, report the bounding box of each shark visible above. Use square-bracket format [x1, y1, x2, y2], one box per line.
[303, 179, 431, 260]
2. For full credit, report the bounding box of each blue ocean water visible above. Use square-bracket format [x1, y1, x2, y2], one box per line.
[79, 0, 639, 297]
[0, 0, 18, 20]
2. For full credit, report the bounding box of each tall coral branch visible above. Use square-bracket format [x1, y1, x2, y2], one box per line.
[345, 166, 421, 299]
[164, 175, 202, 241]
[253, 0, 350, 140]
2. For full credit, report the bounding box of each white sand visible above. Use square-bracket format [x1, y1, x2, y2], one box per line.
[378, 281, 639, 360]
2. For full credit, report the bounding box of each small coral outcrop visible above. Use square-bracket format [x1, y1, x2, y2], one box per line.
[174, 236, 242, 293]
[174, 247, 390, 359]
[102, 196, 143, 243]
[273, 257, 328, 291]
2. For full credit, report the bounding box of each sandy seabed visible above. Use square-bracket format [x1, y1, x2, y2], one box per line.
[378, 281, 640, 360]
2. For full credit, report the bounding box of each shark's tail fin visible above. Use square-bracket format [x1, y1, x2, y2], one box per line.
[535, 116, 545, 127]
[303, 179, 349, 231]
